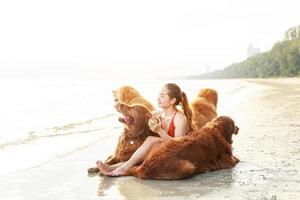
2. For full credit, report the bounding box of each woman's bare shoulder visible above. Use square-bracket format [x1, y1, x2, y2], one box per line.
[174, 111, 187, 121]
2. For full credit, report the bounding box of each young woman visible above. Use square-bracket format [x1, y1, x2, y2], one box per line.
[96, 83, 194, 176]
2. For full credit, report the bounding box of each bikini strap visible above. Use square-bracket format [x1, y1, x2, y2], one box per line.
[171, 110, 177, 122]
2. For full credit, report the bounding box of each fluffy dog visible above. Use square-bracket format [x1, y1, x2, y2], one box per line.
[129, 116, 239, 180]
[190, 88, 218, 130]
[87, 103, 158, 173]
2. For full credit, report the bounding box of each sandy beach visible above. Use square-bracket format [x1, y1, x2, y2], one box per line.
[0, 78, 300, 200]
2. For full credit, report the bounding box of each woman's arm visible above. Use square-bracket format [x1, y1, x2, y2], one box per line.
[156, 129, 173, 141]
[150, 113, 188, 140]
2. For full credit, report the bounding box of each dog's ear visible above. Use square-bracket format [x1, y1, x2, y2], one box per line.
[224, 120, 233, 135]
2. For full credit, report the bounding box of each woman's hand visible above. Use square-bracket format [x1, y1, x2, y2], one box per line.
[148, 117, 162, 133]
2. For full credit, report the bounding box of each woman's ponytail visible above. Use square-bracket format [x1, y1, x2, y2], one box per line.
[180, 91, 195, 132]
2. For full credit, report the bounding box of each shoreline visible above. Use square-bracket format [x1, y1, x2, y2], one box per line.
[245, 77, 300, 87]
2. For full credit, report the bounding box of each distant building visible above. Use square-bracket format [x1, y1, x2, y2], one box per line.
[285, 25, 300, 40]
[247, 44, 261, 58]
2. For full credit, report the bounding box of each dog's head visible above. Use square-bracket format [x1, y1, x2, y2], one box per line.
[118, 103, 152, 137]
[112, 86, 140, 104]
[208, 116, 239, 144]
[197, 88, 218, 107]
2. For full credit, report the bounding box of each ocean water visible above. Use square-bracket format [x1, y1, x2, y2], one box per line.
[0, 78, 262, 177]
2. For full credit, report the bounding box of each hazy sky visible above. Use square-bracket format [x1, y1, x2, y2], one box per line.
[0, 0, 299, 79]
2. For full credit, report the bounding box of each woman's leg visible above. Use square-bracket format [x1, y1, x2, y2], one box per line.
[106, 136, 163, 176]
[96, 161, 124, 173]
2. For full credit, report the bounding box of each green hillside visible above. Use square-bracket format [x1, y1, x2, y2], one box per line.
[188, 25, 300, 79]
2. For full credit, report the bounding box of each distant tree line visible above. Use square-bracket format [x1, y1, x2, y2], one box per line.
[189, 25, 300, 79]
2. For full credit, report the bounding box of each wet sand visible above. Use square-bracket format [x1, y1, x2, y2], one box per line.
[0, 78, 300, 200]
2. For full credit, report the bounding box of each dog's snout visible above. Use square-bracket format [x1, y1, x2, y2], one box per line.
[234, 126, 239, 135]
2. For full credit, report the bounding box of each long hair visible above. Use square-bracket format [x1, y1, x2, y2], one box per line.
[164, 83, 195, 132]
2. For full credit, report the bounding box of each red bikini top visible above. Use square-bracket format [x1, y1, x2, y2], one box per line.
[160, 111, 177, 137]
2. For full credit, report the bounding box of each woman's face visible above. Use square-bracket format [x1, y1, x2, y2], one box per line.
[157, 87, 176, 108]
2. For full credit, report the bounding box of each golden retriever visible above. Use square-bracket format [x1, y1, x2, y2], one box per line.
[87, 103, 158, 173]
[190, 88, 218, 129]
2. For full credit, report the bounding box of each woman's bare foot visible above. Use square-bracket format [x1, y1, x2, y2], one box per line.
[107, 166, 128, 177]
[96, 160, 112, 174]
